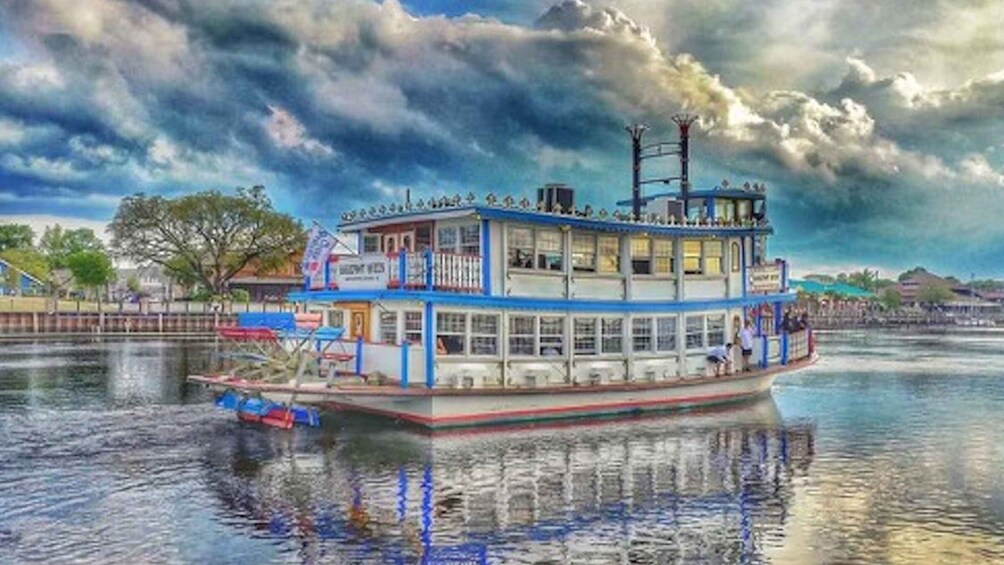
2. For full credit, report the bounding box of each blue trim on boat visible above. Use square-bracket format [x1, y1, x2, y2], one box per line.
[289, 289, 795, 312]
[740, 236, 747, 297]
[481, 219, 491, 296]
[340, 205, 773, 237]
[424, 301, 435, 388]
[400, 341, 410, 389]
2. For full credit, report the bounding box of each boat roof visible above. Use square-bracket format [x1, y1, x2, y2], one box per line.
[614, 188, 766, 207]
[339, 197, 773, 236]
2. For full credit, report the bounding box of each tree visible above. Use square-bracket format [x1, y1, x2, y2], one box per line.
[0, 224, 35, 252]
[898, 266, 929, 282]
[918, 282, 954, 306]
[40, 225, 105, 269]
[66, 250, 115, 302]
[126, 275, 141, 294]
[880, 288, 902, 310]
[847, 269, 879, 292]
[0, 248, 50, 283]
[109, 186, 305, 295]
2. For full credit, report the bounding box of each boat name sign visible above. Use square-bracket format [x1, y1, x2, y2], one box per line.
[334, 256, 389, 289]
[748, 263, 782, 294]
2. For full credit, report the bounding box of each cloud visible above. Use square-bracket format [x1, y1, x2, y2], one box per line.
[0, 0, 1002, 275]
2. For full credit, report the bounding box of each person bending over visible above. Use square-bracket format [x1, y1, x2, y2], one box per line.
[706, 343, 733, 377]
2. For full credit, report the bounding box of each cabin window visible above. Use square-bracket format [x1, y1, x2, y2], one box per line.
[684, 240, 702, 274]
[707, 315, 726, 346]
[601, 318, 623, 354]
[460, 224, 481, 256]
[508, 315, 535, 356]
[656, 316, 677, 351]
[362, 234, 380, 254]
[436, 227, 457, 253]
[327, 310, 345, 328]
[716, 199, 735, 221]
[507, 227, 535, 269]
[404, 312, 423, 344]
[704, 241, 724, 275]
[598, 236, 620, 273]
[416, 226, 432, 251]
[573, 318, 597, 355]
[632, 317, 653, 352]
[572, 233, 596, 272]
[436, 312, 466, 355]
[731, 242, 741, 272]
[470, 314, 499, 355]
[631, 237, 652, 275]
[653, 239, 673, 275]
[738, 200, 752, 220]
[539, 317, 565, 356]
[536, 230, 563, 271]
[685, 316, 704, 350]
[379, 311, 398, 344]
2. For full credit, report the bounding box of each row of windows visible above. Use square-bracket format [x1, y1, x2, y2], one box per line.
[430, 312, 730, 357]
[379, 310, 424, 345]
[360, 224, 481, 255]
[508, 226, 732, 276]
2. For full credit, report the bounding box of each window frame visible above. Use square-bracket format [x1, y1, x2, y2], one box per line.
[436, 312, 467, 356]
[436, 223, 481, 256]
[685, 315, 705, 350]
[469, 313, 499, 356]
[403, 311, 423, 344]
[601, 317, 624, 354]
[538, 316, 565, 356]
[508, 314, 536, 356]
[379, 311, 399, 344]
[573, 317, 597, 356]
[631, 316, 653, 353]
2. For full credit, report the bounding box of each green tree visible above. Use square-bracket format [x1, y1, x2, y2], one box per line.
[230, 288, 250, 303]
[0, 224, 35, 252]
[847, 269, 879, 292]
[66, 250, 115, 303]
[0, 248, 50, 283]
[126, 275, 141, 294]
[918, 282, 954, 305]
[880, 288, 902, 310]
[109, 186, 305, 295]
[898, 266, 929, 282]
[40, 225, 105, 269]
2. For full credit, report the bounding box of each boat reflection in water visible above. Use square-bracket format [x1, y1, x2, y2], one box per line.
[205, 397, 814, 564]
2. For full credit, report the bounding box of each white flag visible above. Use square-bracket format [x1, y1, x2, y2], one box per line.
[302, 223, 338, 289]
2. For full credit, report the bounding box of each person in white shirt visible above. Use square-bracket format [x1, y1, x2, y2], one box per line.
[739, 320, 755, 372]
[706, 343, 733, 377]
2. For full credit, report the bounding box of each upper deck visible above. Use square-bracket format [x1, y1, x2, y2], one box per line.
[297, 186, 787, 305]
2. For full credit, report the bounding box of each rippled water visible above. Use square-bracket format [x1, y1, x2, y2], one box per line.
[1, 332, 1003, 564]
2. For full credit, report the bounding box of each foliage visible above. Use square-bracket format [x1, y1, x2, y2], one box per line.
[968, 279, 1004, 291]
[846, 269, 879, 293]
[803, 273, 835, 284]
[917, 282, 954, 305]
[230, 288, 250, 303]
[109, 186, 305, 295]
[898, 266, 929, 282]
[880, 288, 902, 310]
[126, 275, 141, 294]
[66, 251, 115, 295]
[0, 248, 50, 282]
[0, 224, 35, 252]
[40, 225, 105, 269]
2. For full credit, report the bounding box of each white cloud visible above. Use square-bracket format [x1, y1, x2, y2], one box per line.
[265, 104, 335, 157]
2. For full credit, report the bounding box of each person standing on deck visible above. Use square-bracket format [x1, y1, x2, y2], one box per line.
[706, 343, 733, 377]
[739, 320, 755, 372]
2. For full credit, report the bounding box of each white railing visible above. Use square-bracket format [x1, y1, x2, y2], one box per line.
[328, 251, 482, 293]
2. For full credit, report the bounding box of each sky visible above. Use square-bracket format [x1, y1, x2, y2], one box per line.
[0, 0, 1003, 279]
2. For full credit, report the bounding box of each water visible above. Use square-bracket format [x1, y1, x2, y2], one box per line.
[0, 332, 1002, 564]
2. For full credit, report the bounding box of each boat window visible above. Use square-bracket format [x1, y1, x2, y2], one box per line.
[327, 309, 345, 328]
[459, 224, 480, 256]
[436, 312, 466, 355]
[684, 240, 702, 274]
[738, 200, 752, 220]
[731, 241, 741, 273]
[707, 315, 726, 346]
[470, 314, 499, 355]
[631, 237, 652, 275]
[685, 315, 704, 350]
[573, 318, 597, 355]
[716, 198, 735, 221]
[632, 317, 653, 352]
[598, 236, 620, 273]
[436, 226, 457, 253]
[539, 317, 565, 356]
[536, 230, 563, 271]
[572, 233, 596, 272]
[508, 315, 535, 356]
[704, 241, 724, 275]
[404, 312, 423, 344]
[379, 311, 398, 344]
[362, 234, 380, 254]
[601, 318, 623, 354]
[507, 227, 534, 269]
[656, 316, 676, 351]
[653, 239, 673, 275]
[416, 226, 432, 251]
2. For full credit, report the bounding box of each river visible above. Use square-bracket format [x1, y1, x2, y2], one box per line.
[0, 331, 1002, 564]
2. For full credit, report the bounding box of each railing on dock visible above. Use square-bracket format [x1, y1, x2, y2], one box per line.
[325, 250, 482, 293]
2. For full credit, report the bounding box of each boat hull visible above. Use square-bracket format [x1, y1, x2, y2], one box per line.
[192, 356, 814, 429]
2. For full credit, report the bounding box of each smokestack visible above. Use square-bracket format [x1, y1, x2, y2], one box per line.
[626, 123, 647, 221]
[672, 114, 698, 218]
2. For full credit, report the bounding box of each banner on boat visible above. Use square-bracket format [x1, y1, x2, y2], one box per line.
[333, 255, 390, 290]
[302, 223, 339, 290]
[748, 263, 782, 294]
